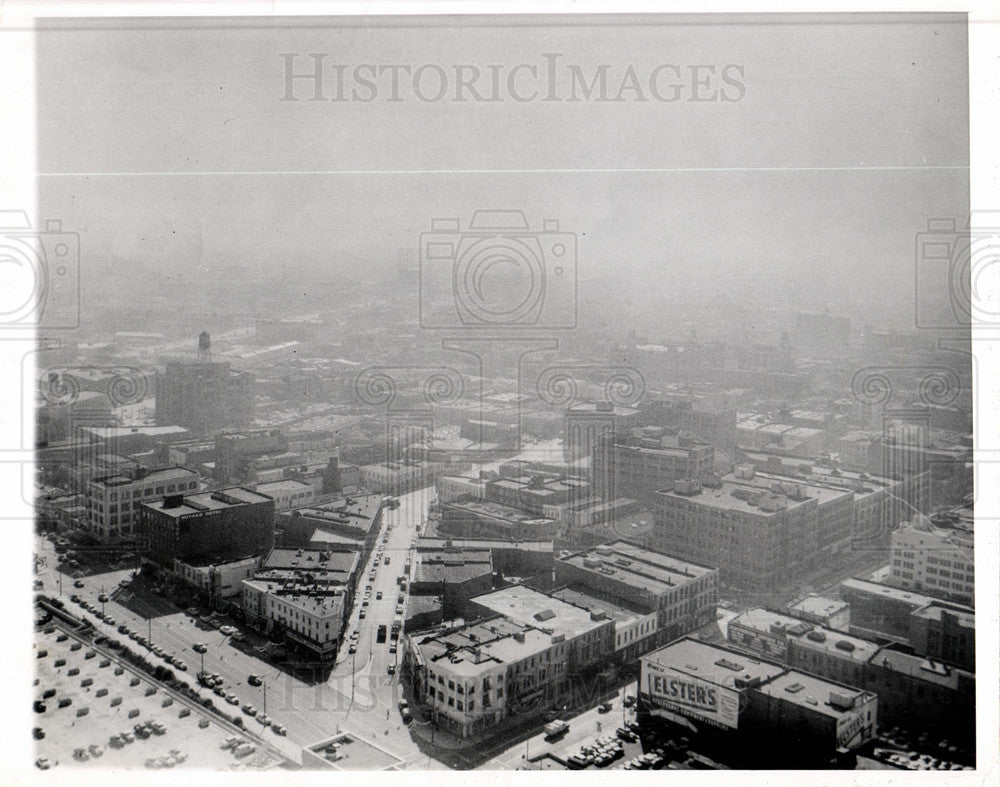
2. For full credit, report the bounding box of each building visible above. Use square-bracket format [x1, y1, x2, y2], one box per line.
[276, 493, 383, 566]
[485, 473, 592, 516]
[887, 510, 974, 604]
[787, 595, 850, 632]
[726, 607, 975, 740]
[436, 474, 488, 503]
[839, 578, 975, 670]
[214, 428, 288, 484]
[173, 554, 260, 605]
[155, 334, 254, 434]
[359, 458, 448, 495]
[653, 475, 823, 592]
[555, 541, 718, 661]
[467, 585, 616, 674]
[406, 617, 566, 738]
[254, 478, 316, 511]
[241, 547, 359, 660]
[411, 548, 494, 619]
[639, 638, 877, 766]
[85, 465, 200, 542]
[728, 608, 881, 689]
[438, 499, 560, 542]
[563, 401, 642, 462]
[138, 486, 275, 569]
[593, 426, 714, 504]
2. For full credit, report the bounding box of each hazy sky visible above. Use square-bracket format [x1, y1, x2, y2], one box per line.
[37, 13, 969, 329]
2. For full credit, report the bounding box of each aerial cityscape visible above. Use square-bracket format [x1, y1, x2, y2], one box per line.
[16, 9, 982, 778]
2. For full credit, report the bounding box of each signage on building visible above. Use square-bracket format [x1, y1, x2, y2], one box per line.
[643, 660, 740, 729]
[835, 704, 871, 749]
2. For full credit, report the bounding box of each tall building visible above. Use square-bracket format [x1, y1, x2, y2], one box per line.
[155, 333, 254, 435]
[563, 401, 641, 462]
[85, 465, 200, 542]
[593, 426, 714, 504]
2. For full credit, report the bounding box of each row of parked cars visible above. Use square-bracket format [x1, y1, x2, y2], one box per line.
[872, 748, 973, 772]
[565, 735, 625, 769]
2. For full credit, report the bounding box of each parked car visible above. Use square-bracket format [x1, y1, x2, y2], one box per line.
[74, 580, 85, 588]
[387, 664, 395, 675]
[248, 675, 262, 687]
[376, 591, 383, 600]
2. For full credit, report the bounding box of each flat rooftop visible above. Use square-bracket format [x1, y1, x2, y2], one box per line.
[789, 595, 849, 619]
[414, 617, 554, 675]
[443, 499, 556, 526]
[471, 585, 610, 640]
[416, 537, 553, 552]
[142, 486, 271, 518]
[873, 648, 972, 690]
[254, 478, 314, 493]
[288, 493, 382, 531]
[643, 637, 786, 688]
[840, 578, 975, 614]
[656, 480, 814, 515]
[756, 671, 872, 720]
[92, 466, 198, 488]
[263, 547, 358, 576]
[79, 426, 189, 439]
[550, 585, 646, 623]
[559, 541, 714, 595]
[733, 609, 880, 664]
[910, 603, 976, 628]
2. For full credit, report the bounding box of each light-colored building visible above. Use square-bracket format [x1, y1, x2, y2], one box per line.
[240, 547, 359, 660]
[173, 554, 260, 603]
[254, 478, 316, 511]
[788, 595, 850, 632]
[85, 465, 200, 541]
[406, 617, 570, 739]
[888, 512, 974, 604]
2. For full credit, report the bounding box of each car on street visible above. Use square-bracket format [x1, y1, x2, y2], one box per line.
[348, 643, 357, 654]
[368, 573, 376, 582]
[272, 725, 287, 736]
[401, 708, 412, 724]
[231, 631, 245, 642]
[598, 702, 613, 713]
[241, 704, 257, 716]
[376, 591, 383, 600]
[384, 557, 390, 565]
[193, 643, 208, 653]
[387, 664, 395, 675]
[219, 625, 236, 636]
[248, 675, 262, 686]
[359, 610, 366, 619]
[226, 694, 239, 705]
[395, 605, 404, 615]
[74, 580, 85, 588]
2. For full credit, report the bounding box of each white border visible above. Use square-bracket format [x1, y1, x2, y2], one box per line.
[1, 3, 996, 787]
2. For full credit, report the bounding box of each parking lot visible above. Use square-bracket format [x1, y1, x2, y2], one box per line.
[33, 624, 284, 771]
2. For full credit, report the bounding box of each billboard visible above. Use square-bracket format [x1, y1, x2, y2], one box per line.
[643, 660, 740, 729]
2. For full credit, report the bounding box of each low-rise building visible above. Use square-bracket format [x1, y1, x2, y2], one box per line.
[359, 458, 448, 495]
[467, 585, 616, 674]
[438, 499, 560, 542]
[639, 637, 877, 767]
[173, 554, 261, 605]
[406, 617, 573, 739]
[254, 478, 316, 511]
[240, 547, 359, 660]
[788, 595, 850, 632]
[556, 541, 718, 659]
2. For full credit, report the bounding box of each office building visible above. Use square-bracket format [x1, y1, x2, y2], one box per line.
[155, 334, 254, 434]
[139, 486, 275, 569]
[85, 465, 200, 542]
[556, 541, 718, 660]
[887, 510, 974, 605]
[253, 478, 316, 511]
[593, 426, 714, 504]
[563, 401, 641, 462]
